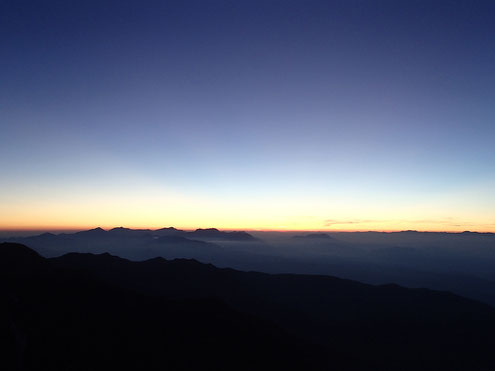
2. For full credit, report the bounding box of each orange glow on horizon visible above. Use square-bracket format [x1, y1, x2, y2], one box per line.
[1, 184, 494, 234]
[1, 223, 494, 234]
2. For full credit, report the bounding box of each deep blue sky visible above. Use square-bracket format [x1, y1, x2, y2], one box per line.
[1, 0, 494, 231]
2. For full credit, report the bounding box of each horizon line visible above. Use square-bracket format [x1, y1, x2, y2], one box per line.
[1, 226, 494, 234]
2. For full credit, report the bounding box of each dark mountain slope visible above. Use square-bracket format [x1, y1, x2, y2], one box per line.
[3, 242, 495, 370]
[53, 247, 495, 370]
[0, 243, 327, 371]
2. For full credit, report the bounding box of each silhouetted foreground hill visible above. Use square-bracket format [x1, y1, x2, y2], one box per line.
[0, 243, 319, 371]
[2, 242, 495, 370]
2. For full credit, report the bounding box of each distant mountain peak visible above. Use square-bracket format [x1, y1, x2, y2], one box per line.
[293, 233, 334, 240]
[153, 227, 185, 237]
[76, 227, 107, 235]
[110, 227, 129, 231]
[187, 228, 257, 241]
[39, 232, 56, 237]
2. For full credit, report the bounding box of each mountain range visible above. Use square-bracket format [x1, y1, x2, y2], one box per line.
[5, 227, 495, 308]
[2, 242, 495, 370]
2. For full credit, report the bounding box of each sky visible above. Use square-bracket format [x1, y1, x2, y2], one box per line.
[1, 0, 495, 232]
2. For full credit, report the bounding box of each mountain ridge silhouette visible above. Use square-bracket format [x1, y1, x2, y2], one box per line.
[2, 242, 495, 370]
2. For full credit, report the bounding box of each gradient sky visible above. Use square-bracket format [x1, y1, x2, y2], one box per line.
[1, 0, 495, 232]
